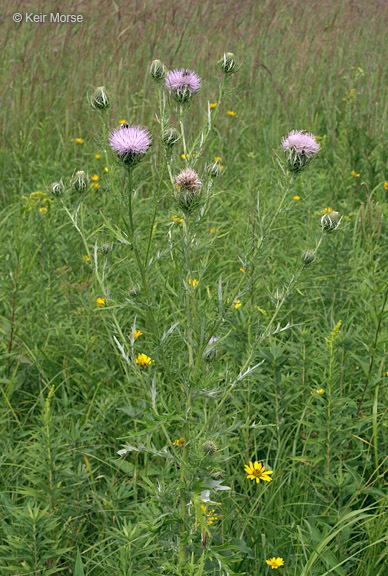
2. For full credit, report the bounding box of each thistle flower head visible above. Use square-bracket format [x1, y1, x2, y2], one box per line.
[109, 125, 152, 166]
[282, 130, 320, 172]
[150, 59, 167, 81]
[218, 52, 238, 75]
[208, 160, 223, 178]
[174, 168, 202, 213]
[165, 68, 201, 103]
[303, 250, 315, 265]
[175, 167, 202, 192]
[90, 86, 110, 111]
[71, 171, 89, 192]
[50, 180, 64, 197]
[162, 127, 180, 147]
[321, 210, 341, 232]
[202, 440, 218, 456]
[100, 243, 111, 254]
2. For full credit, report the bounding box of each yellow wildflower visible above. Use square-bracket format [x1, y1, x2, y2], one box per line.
[91, 183, 100, 190]
[172, 215, 183, 223]
[104, 167, 109, 173]
[201, 504, 217, 525]
[96, 297, 106, 308]
[227, 110, 236, 116]
[95, 154, 101, 159]
[384, 182, 388, 190]
[293, 195, 301, 201]
[188, 278, 198, 288]
[240, 268, 245, 273]
[75, 138, 84, 144]
[232, 299, 242, 309]
[210, 102, 218, 109]
[91, 175, 99, 182]
[30, 191, 45, 198]
[135, 353, 152, 368]
[84, 255, 91, 262]
[214, 156, 222, 162]
[351, 170, 360, 178]
[244, 461, 273, 483]
[266, 557, 284, 570]
[317, 388, 325, 395]
[324, 207, 332, 214]
[173, 437, 185, 447]
[133, 329, 143, 339]
[39, 207, 47, 214]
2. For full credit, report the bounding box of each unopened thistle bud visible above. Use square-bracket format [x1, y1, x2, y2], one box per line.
[50, 180, 64, 197]
[90, 86, 110, 111]
[303, 250, 315, 265]
[218, 52, 238, 75]
[71, 170, 89, 192]
[321, 210, 341, 232]
[175, 168, 202, 213]
[162, 127, 180, 147]
[208, 161, 222, 178]
[202, 440, 217, 456]
[150, 59, 167, 82]
[100, 243, 111, 254]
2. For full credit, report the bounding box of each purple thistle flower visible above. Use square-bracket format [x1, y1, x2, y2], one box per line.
[282, 130, 320, 157]
[109, 125, 152, 166]
[282, 130, 320, 172]
[165, 68, 201, 103]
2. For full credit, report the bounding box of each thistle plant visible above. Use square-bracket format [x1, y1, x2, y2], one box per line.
[48, 54, 349, 575]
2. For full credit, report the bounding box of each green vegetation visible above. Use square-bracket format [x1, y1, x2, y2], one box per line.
[1, 1, 387, 575]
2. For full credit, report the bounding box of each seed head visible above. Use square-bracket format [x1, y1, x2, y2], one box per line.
[175, 168, 202, 213]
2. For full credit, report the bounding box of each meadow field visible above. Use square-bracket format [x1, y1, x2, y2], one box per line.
[0, 1, 387, 574]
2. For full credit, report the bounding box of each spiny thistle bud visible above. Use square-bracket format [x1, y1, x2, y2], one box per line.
[175, 168, 202, 213]
[321, 210, 341, 232]
[71, 171, 89, 192]
[100, 243, 111, 254]
[218, 52, 238, 75]
[202, 440, 217, 456]
[162, 127, 180, 147]
[50, 180, 64, 197]
[150, 59, 167, 82]
[208, 160, 222, 178]
[90, 86, 110, 111]
[303, 250, 315, 265]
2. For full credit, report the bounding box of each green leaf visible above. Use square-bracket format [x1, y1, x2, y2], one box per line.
[74, 548, 85, 576]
